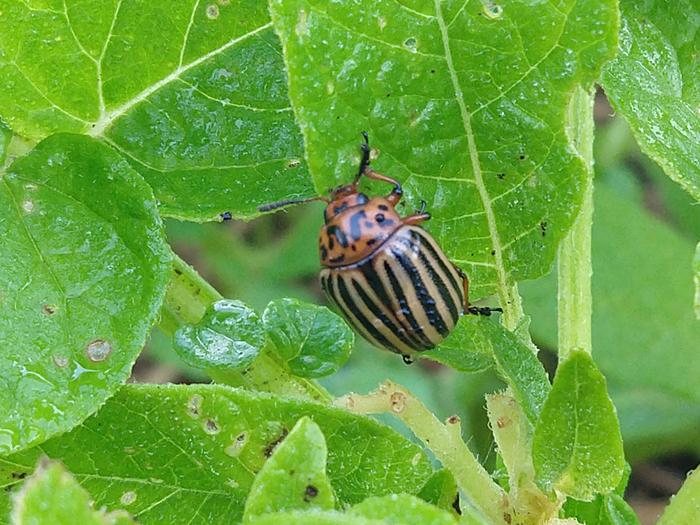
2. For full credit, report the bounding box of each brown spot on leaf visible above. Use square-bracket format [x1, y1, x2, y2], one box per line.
[264, 428, 289, 457]
[304, 484, 319, 502]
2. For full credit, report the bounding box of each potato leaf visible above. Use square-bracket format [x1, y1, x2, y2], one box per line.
[0, 384, 434, 524]
[262, 298, 353, 378]
[0, 134, 170, 454]
[350, 494, 457, 525]
[243, 417, 334, 522]
[533, 351, 624, 500]
[174, 299, 266, 371]
[270, 0, 618, 300]
[602, 0, 700, 202]
[657, 466, 700, 525]
[11, 460, 134, 525]
[0, 1, 313, 221]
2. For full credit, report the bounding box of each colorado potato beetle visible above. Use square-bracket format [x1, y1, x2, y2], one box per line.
[259, 133, 501, 363]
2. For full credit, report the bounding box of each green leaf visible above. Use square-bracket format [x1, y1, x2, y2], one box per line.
[0, 1, 313, 221]
[350, 494, 456, 525]
[11, 460, 134, 525]
[425, 315, 548, 423]
[533, 351, 624, 500]
[421, 317, 495, 373]
[563, 465, 639, 525]
[174, 299, 265, 371]
[0, 134, 170, 454]
[243, 417, 334, 522]
[417, 469, 459, 515]
[270, 0, 619, 302]
[695, 242, 700, 319]
[657, 466, 700, 525]
[602, 0, 700, 201]
[484, 321, 550, 424]
[262, 298, 353, 378]
[0, 119, 10, 164]
[603, 494, 641, 525]
[0, 384, 434, 524]
[247, 510, 385, 525]
[521, 183, 700, 458]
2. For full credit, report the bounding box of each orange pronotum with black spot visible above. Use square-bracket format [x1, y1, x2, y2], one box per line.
[259, 133, 500, 363]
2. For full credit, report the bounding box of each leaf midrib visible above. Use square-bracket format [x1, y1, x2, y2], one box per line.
[87, 21, 274, 137]
[433, 0, 510, 310]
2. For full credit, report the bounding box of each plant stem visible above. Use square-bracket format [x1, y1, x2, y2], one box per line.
[160, 253, 331, 403]
[161, 253, 222, 330]
[486, 392, 557, 523]
[558, 87, 595, 362]
[337, 381, 512, 525]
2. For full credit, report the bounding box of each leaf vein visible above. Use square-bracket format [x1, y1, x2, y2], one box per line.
[88, 21, 274, 136]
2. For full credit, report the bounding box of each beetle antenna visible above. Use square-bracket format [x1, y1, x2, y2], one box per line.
[257, 195, 327, 213]
[355, 131, 371, 184]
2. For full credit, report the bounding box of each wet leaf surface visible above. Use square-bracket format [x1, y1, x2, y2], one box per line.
[0, 384, 434, 524]
[270, 0, 618, 299]
[174, 299, 265, 371]
[263, 298, 354, 378]
[0, 1, 313, 221]
[602, 0, 700, 202]
[0, 133, 170, 454]
[533, 351, 625, 500]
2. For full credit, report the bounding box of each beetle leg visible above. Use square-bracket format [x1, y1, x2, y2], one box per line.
[454, 266, 470, 314]
[453, 265, 503, 315]
[402, 212, 431, 226]
[363, 167, 404, 205]
[356, 131, 371, 181]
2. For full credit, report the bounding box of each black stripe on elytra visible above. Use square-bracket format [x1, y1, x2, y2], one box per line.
[336, 276, 398, 352]
[392, 246, 449, 337]
[382, 260, 434, 350]
[351, 277, 416, 351]
[320, 274, 331, 298]
[326, 275, 369, 341]
[349, 210, 367, 241]
[415, 247, 459, 324]
[359, 261, 424, 349]
[327, 225, 348, 248]
[412, 229, 462, 300]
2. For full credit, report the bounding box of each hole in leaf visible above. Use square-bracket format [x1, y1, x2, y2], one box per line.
[483, 3, 503, 19]
[203, 418, 220, 434]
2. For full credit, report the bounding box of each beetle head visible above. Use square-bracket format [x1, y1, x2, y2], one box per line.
[324, 184, 369, 223]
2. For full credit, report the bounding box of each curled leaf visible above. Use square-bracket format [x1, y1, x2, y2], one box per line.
[263, 298, 353, 378]
[174, 299, 265, 371]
